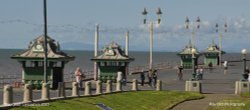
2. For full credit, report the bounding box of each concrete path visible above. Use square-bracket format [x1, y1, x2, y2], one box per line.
[171, 94, 240, 110]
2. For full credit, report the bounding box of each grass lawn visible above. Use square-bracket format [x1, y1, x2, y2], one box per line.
[240, 92, 250, 98]
[208, 93, 250, 110]
[11, 91, 203, 110]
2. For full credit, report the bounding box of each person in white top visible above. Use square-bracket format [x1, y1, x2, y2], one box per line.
[223, 61, 228, 68]
[223, 61, 228, 74]
[75, 67, 84, 89]
[116, 71, 122, 83]
[199, 66, 204, 80]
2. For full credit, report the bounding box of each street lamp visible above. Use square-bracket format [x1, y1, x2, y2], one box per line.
[142, 8, 162, 71]
[215, 22, 228, 67]
[241, 48, 248, 81]
[43, 0, 48, 83]
[191, 48, 197, 80]
[185, 16, 201, 47]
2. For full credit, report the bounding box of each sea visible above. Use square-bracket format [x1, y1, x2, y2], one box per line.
[0, 49, 244, 77]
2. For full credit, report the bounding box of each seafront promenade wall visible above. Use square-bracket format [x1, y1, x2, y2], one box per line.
[0, 71, 94, 89]
[0, 62, 172, 89]
[0, 79, 162, 109]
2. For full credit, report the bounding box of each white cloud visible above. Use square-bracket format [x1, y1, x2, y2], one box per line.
[1, 17, 250, 52]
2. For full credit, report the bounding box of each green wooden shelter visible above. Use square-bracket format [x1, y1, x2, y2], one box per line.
[203, 41, 225, 66]
[91, 42, 134, 82]
[11, 35, 74, 89]
[177, 41, 200, 69]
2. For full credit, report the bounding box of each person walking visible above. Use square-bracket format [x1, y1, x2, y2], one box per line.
[244, 67, 249, 81]
[177, 66, 184, 80]
[223, 61, 228, 74]
[195, 66, 199, 80]
[152, 69, 158, 87]
[198, 66, 204, 80]
[75, 67, 84, 90]
[208, 62, 213, 73]
[140, 70, 145, 86]
[147, 69, 153, 87]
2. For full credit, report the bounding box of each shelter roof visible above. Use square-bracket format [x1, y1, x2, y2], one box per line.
[11, 35, 75, 61]
[203, 41, 225, 54]
[91, 41, 134, 62]
[177, 41, 199, 55]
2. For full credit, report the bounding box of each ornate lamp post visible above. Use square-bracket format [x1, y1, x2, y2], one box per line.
[43, 0, 48, 83]
[241, 48, 248, 81]
[215, 22, 228, 67]
[191, 48, 197, 80]
[142, 8, 162, 71]
[185, 17, 201, 47]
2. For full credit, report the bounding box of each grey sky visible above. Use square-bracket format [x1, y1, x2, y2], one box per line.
[0, 0, 250, 52]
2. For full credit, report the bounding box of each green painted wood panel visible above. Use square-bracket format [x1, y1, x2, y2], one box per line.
[204, 56, 219, 66]
[99, 66, 125, 82]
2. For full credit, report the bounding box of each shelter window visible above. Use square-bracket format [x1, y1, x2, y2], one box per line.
[107, 62, 117, 66]
[100, 62, 106, 66]
[184, 55, 189, 59]
[38, 61, 43, 67]
[21, 61, 26, 67]
[54, 62, 61, 67]
[119, 62, 125, 66]
[26, 61, 35, 67]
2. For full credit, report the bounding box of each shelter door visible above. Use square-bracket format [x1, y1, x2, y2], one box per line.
[52, 67, 63, 89]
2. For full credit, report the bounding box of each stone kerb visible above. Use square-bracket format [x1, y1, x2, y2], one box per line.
[156, 80, 162, 91]
[235, 81, 250, 94]
[41, 83, 50, 100]
[132, 79, 138, 91]
[84, 81, 92, 96]
[185, 81, 202, 93]
[106, 80, 112, 93]
[3, 85, 13, 106]
[72, 82, 79, 97]
[96, 80, 103, 94]
[116, 81, 122, 92]
[23, 84, 33, 102]
[57, 82, 66, 98]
